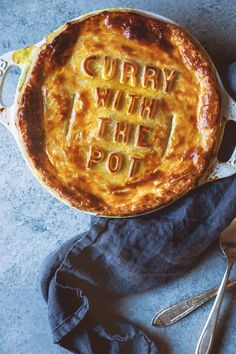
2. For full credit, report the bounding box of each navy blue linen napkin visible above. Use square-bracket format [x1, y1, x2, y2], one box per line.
[41, 174, 236, 354]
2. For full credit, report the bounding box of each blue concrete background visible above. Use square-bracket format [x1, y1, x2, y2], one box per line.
[0, 1, 235, 353]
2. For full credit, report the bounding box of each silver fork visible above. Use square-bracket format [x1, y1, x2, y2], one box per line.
[152, 277, 236, 328]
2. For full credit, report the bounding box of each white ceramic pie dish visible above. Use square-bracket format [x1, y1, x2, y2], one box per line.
[0, 8, 235, 217]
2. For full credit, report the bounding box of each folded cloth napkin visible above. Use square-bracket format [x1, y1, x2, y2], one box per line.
[41, 174, 236, 354]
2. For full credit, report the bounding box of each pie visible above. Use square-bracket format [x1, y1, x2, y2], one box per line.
[17, 10, 221, 216]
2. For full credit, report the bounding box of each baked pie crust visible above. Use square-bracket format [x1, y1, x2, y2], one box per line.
[17, 11, 221, 216]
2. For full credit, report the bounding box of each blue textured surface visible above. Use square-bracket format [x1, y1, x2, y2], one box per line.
[0, 1, 235, 354]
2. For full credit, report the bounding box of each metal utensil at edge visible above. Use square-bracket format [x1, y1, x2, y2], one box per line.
[152, 277, 236, 327]
[195, 220, 236, 354]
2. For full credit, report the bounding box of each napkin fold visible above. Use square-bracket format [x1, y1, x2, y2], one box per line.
[41, 175, 236, 354]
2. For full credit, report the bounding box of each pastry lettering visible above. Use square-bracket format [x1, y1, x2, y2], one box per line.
[86, 146, 142, 178]
[129, 156, 142, 177]
[141, 65, 159, 90]
[81, 55, 98, 77]
[81, 56, 178, 93]
[96, 117, 152, 148]
[102, 56, 117, 80]
[79, 54, 178, 179]
[113, 121, 131, 144]
[162, 68, 177, 93]
[87, 146, 105, 168]
[106, 152, 123, 173]
[127, 93, 139, 114]
[93, 88, 158, 117]
[140, 97, 157, 119]
[95, 87, 110, 107]
[135, 125, 152, 147]
[112, 90, 123, 111]
[120, 60, 138, 87]
[97, 117, 111, 138]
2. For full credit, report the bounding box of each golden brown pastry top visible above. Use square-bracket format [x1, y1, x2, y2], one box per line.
[17, 10, 221, 216]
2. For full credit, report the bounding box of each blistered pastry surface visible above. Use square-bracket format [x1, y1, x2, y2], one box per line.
[17, 11, 220, 215]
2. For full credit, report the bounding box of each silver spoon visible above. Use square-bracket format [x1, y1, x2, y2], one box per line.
[152, 277, 236, 327]
[195, 219, 236, 354]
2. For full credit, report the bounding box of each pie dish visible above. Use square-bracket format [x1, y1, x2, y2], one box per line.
[0, 9, 235, 216]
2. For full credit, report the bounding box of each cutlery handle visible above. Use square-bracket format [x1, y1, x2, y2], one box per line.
[152, 277, 236, 327]
[195, 262, 233, 354]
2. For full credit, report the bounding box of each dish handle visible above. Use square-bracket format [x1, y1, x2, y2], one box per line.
[207, 95, 236, 181]
[0, 50, 21, 131]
